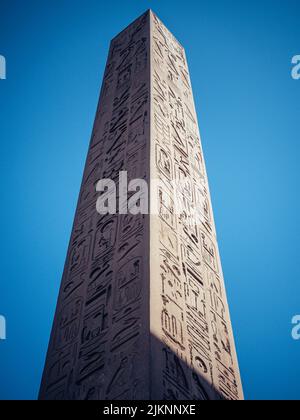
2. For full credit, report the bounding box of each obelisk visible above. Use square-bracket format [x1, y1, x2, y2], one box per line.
[39, 10, 243, 400]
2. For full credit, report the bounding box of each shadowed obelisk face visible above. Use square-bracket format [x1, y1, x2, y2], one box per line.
[39, 10, 243, 400]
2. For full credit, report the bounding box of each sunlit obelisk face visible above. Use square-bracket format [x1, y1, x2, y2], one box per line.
[39, 10, 243, 400]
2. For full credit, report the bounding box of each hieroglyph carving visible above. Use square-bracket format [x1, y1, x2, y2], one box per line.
[39, 10, 243, 400]
[149, 12, 243, 400]
[40, 11, 150, 400]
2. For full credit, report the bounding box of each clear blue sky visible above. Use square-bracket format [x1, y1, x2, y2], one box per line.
[0, 0, 299, 400]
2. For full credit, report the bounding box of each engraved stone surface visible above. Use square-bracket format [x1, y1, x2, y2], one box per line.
[39, 10, 243, 400]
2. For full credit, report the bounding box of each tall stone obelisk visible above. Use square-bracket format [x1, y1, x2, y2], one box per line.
[39, 10, 243, 400]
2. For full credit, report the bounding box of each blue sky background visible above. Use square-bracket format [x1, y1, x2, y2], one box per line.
[0, 0, 299, 400]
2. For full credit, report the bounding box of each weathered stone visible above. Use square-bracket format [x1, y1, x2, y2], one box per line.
[39, 10, 243, 401]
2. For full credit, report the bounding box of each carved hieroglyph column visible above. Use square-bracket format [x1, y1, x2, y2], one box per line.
[39, 10, 243, 400]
